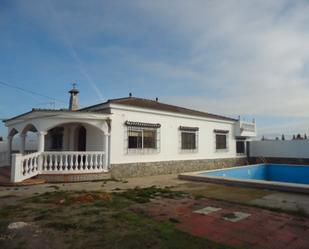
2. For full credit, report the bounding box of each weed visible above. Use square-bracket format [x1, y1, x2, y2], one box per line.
[115, 186, 185, 203]
[169, 217, 180, 223]
[46, 185, 60, 190]
[47, 221, 80, 231]
[0, 194, 17, 199]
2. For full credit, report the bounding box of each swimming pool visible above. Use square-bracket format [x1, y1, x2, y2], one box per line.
[179, 164, 309, 193]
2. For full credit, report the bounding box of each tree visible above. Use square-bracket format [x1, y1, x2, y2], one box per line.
[305, 134, 307, 139]
[0, 137, 2, 142]
[275, 137, 279, 140]
[292, 135, 296, 140]
[261, 135, 265, 141]
[281, 134, 285, 140]
[297, 134, 302, 140]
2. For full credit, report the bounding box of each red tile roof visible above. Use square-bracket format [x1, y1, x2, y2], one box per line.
[82, 97, 237, 122]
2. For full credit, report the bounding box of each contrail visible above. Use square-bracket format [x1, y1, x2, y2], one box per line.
[46, 0, 104, 101]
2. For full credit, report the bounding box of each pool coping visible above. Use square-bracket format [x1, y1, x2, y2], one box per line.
[178, 163, 309, 194]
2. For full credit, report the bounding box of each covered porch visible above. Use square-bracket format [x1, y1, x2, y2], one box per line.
[1, 109, 111, 183]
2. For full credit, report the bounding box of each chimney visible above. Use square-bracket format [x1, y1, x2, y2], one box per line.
[69, 83, 79, 111]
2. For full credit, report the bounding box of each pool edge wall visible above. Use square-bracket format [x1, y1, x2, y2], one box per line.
[178, 173, 309, 194]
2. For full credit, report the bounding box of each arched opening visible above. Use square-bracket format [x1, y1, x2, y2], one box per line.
[45, 122, 104, 152]
[8, 128, 18, 138]
[8, 128, 19, 153]
[21, 124, 38, 153]
[21, 124, 38, 135]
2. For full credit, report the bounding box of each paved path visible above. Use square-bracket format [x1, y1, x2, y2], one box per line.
[138, 197, 309, 249]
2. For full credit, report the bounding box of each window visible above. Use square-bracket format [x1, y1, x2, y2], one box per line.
[143, 130, 156, 148]
[179, 126, 198, 152]
[236, 140, 246, 154]
[181, 132, 196, 150]
[216, 134, 227, 149]
[128, 130, 142, 149]
[128, 129, 156, 149]
[125, 121, 160, 153]
[214, 129, 229, 151]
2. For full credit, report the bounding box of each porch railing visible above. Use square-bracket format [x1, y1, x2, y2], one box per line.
[11, 151, 107, 182]
[11, 152, 41, 182]
[240, 122, 255, 132]
[41, 151, 106, 174]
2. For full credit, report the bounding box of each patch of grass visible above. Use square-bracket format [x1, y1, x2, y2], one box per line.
[0, 204, 24, 218]
[116, 186, 185, 203]
[0, 189, 241, 249]
[194, 194, 205, 200]
[175, 182, 271, 202]
[22, 191, 72, 204]
[99, 178, 121, 184]
[79, 207, 101, 216]
[228, 200, 309, 218]
[47, 221, 80, 231]
[46, 185, 60, 190]
[295, 207, 308, 217]
[101, 211, 236, 249]
[169, 217, 180, 223]
[176, 182, 309, 219]
[0, 219, 10, 233]
[0, 194, 17, 199]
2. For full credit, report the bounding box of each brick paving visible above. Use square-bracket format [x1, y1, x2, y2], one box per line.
[137, 198, 309, 249]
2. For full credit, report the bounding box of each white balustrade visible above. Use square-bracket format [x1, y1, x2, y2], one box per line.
[11, 152, 41, 182]
[241, 122, 255, 132]
[10, 151, 107, 182]
[41, 151, 107, 174]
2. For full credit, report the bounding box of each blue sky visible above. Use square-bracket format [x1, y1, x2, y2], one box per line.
[1, 0, 309, 139]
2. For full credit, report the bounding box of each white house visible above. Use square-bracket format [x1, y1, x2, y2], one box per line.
[0, 87, 256, 183]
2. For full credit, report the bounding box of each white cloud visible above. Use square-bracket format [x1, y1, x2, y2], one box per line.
[5, 0, 309, 135]
[134, 0, 309, 117]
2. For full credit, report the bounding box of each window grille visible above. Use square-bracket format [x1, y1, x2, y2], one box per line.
[125, 121, 160, 154]
[214, 129, 229, 151]
[236, 140, 246, 154]
[179, 126, 198, 153]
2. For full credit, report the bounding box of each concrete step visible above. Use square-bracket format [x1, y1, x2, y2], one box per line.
[37, 172, 111, 183]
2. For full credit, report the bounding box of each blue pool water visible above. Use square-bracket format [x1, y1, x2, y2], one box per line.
[199, 164, 309, 185]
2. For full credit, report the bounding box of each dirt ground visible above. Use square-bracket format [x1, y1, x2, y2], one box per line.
[1, 174, 309, 249]
[1, 174, 309, 213]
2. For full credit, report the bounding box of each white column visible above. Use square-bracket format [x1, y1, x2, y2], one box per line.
[37, 131, 47, 153]
[20, 134, 27, 155]
[103, 133, 110, 171]
[11, 153, 22, 182]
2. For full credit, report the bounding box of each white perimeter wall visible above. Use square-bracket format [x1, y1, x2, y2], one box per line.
[0, 140, 37, 152]
[110, 106, 243, 164]
[250, 140, 309, 159]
